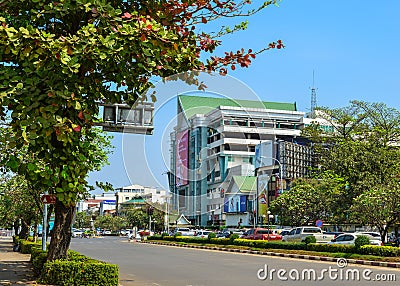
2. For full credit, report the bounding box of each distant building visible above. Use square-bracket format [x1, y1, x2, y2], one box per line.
[77, 193, 116, 215]
[115, 184, 167, 215]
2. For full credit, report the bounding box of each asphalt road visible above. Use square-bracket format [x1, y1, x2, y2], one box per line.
[70, 236, 400, 286]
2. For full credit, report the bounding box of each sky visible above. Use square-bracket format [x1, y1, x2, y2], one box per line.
[87, 0, 400, 194]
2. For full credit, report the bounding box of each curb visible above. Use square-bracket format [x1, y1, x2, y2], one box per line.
[141, 241, 400, 269]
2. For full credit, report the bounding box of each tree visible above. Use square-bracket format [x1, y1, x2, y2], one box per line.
[0, 1, 282, 260]
[350, 185, 400, 243]
[269, 174, 347, 226]
[0, 175, 42, 239]
[94, 215, 127, 232]
[301, 101, 400, 225]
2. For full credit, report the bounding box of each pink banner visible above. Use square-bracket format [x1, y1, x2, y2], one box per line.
[176, 130, 189, 186]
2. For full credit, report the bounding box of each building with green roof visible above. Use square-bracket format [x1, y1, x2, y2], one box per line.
[168, 94, 308, 227]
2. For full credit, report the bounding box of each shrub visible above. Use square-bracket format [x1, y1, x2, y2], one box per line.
[174, 232, 182, 238]
[355, 235, 370, 250]
[359, 245, 400, 257]
[207, 232, 217, 240]
[307, 243, 355, 253]
[233, 239, 307, 250]
[19, 239, 41, 254]
[229, 234, 240, 244]
[304, 236, 317, 245]
[30, 247, 48, 276]
[161, 232, 169, 238]
[40, 260, 119, 286]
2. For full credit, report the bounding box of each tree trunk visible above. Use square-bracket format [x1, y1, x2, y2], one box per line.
[47, 200, 76, 261]
[19, 218, 31, 239]
[13, 220, 19, 237]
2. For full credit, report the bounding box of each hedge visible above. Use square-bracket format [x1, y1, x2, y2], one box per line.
[359, 245, 400, 257]
[148, 235, 400, 257]
[40, 260, 119, 286]
[16, 238, 119, 286]
[307, 243, 355, 253]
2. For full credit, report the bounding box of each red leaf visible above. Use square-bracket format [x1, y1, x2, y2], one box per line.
[202, 17, 207, 24]
[73, 126, 81, 132]
[78, 111, 84, 120]
[231, 65, 236, 70]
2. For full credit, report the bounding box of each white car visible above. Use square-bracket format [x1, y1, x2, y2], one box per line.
[194, 230, 212, 238]
[282, 226, 335, 243]
[329, 233, 383, 246]
[173, 228, 195, 236]
[72, 229, 84, 238]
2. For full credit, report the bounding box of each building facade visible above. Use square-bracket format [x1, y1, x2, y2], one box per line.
[115, 184, 167, 215]
[169, 95, 313, 226]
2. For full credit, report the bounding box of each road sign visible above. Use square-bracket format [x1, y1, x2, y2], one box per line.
[316, 219, 324, 228]
[41, 194, 57, 204]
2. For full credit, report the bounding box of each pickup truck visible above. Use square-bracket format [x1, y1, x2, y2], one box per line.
[242, 228, 282, 241]
[282, 226, 335, 243]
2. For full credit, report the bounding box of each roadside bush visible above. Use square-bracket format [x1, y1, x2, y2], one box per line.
[19, 239, 41, 254]
[207, 232, 217, 240]
[209, 238, 231, 245]
[174, 232, 182, 238]
[307, 243, 355, 253]
[40, 260, 119, 286]
[233, 239, 307, 250]
[30, 247, 48, 276]
[304, 236, 317, 245]
[355, 235, 370, 250]
[161, 232, 169, 238]
[359, 245, 400, 257]
[229, 233, 240, 243]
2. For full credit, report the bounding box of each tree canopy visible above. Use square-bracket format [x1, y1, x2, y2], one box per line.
[0, 1, 282, 260]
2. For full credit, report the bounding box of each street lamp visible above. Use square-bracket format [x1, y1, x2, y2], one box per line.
[267, 210, 271, 242]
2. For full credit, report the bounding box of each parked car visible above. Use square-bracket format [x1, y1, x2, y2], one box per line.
[323, 231, 344, 239]
[72, 229, 84, 238]
[282, 226, 335, 243]
[173, 227, 195, 236]
[329, 233, 383, 246]
[194, 230, 212, 238]
[278, 229, 293, 236]
[217, 229, 244, 238]
[241, 228, 282, 241]
[358, 232, 381, 239]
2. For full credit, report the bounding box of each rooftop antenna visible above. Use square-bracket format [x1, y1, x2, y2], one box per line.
[310, 70, 317, 118]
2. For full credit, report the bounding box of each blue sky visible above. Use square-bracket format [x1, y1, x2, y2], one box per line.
[87, 0, 400, 194]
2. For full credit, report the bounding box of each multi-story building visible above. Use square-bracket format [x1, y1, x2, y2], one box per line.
[115, 184, 167, 215]
[169, 95, 311, 226]
[76, 193, 116, 215]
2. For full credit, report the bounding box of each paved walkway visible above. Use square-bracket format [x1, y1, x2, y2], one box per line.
[0, 237, 38, 285]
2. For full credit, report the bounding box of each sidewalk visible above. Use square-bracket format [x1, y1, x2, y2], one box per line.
[0, 237, 38, 285]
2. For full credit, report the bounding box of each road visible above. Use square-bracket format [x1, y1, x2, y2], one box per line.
[70, 236, 400, 286]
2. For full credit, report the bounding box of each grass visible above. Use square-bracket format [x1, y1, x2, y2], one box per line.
[148, 240, 400, 263]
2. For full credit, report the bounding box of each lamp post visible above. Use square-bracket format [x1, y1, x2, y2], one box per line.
[267, 210, 271, 242]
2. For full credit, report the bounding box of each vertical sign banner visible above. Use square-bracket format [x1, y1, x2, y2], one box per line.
[176, 130, 189, 186]
[257, 174, 269, 216]
[255, 141, 273, 168]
